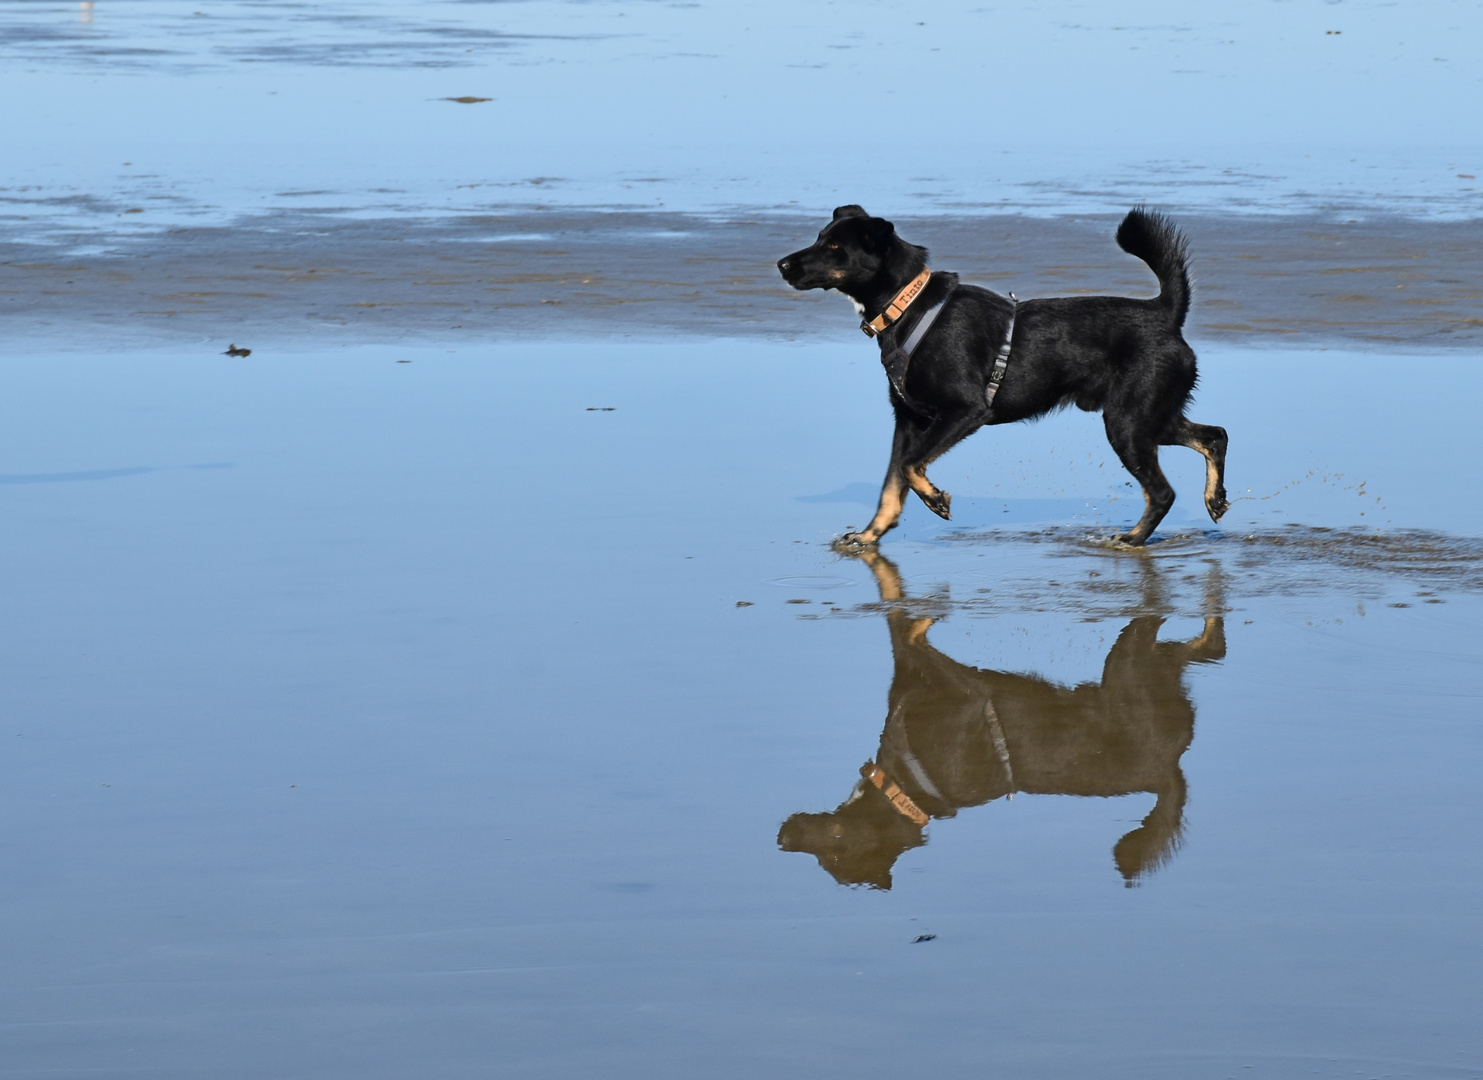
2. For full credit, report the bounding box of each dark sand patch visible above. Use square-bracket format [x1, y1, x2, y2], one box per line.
[5, 211, 1482, 349]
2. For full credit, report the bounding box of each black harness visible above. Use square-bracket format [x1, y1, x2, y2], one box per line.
[879, 289, 1018, 416]
[985, 292, 1018, 409]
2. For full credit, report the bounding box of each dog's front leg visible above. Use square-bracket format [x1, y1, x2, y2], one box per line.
[902, 464, 950, 520]
[902, 407, 986, 521]
[839, 419, 916, 547]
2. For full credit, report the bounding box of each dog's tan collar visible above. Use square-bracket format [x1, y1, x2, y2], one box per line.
[861, 761, 930, 825]
[861, 268, 932, 338]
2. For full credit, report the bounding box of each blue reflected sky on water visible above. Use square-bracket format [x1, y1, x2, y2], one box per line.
[3, 0, 1482, 240]
[0, 340, 1480, 1077]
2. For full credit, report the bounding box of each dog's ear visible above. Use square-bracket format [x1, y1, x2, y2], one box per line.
[861, 216, 897, 250]
[832, 205, 869, 221]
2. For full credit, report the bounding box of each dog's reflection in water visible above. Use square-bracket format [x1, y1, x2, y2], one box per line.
[778, 551, 1225, 889]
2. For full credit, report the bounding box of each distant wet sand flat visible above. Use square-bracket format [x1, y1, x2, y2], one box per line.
[5, 211, 1483, 350]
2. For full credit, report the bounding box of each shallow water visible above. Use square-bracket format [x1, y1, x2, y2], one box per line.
[1, 339, 1479, 1077]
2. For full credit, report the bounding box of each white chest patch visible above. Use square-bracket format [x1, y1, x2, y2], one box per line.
[834, 289, 866, 316]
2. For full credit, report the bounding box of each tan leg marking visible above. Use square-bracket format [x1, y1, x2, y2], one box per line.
[1194, 444, 1230, 521]
[859, 552, 935, 644]
[865, 478, 906, 535]
[1194, 444, 1221, 507]
[1119, 490, 1155, 545]
[903, 464, 951, 520]
[1175, 426, 1229, 522]
[859, 549, 905, 600]
[903, 464, 935, 500]
[840, 475, 906, 546]
[1190, 616, 1221, 653]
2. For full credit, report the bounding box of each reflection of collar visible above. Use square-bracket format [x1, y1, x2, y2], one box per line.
[861, 761, 929, 826]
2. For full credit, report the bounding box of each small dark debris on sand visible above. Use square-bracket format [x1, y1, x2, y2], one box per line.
[785, 599, 810, 604]
[735, 601, 753, 607]
[223, 343, 251, 357]
[445, 96, 491, 104]
[585, 407, 615, 411]
[912, 934, 937, 944]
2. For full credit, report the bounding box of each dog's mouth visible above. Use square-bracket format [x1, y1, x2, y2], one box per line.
[776, 252, 820, 290]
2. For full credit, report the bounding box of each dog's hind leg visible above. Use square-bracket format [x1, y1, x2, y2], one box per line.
[902, 408, 986, 521]
[1105, 413, 1176, 546]
[1163, 418, 1229, 522]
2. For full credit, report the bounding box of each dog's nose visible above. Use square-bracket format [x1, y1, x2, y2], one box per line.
[777, 257, 793, 276]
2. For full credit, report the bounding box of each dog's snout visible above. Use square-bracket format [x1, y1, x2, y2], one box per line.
[777, 257, 793, 276]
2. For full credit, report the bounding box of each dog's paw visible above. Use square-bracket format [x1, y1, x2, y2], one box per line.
[1113, 531, 1149, 548]
[921, 489, 952, 520]
[834, 531, 879, 550]
[1207, 489, 1230, 523]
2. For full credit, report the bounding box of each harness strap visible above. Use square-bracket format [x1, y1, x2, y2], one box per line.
[901, 296, 946, 355]
[985, 293, 1018, 410]
[880, 294, 948, 410]
[983, 694, 1016, 798]
[861, 267, 932, 337]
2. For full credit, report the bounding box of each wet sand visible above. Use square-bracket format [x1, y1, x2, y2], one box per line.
[5, 210, 1483, 350]
[1, 339, 1480, 1078]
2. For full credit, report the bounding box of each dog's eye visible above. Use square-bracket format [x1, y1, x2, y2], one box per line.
[827, 243, 839, 251]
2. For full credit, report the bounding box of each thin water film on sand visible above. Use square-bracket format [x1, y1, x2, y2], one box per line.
[1, 340, 1478, 1077]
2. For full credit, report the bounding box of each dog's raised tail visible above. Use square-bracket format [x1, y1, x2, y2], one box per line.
[1116, 207, 1191, 328]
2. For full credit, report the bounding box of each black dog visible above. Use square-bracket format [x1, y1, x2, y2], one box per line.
[777, 206, 1229, 546]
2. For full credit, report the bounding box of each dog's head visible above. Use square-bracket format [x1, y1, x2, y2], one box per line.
[776, 205, 917, 295]
[777, 778, 927, 890]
